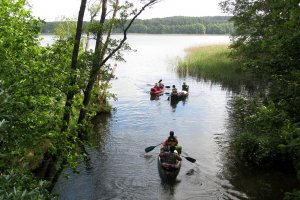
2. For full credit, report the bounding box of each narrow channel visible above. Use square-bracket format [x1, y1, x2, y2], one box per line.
[52, 34, 250, 199]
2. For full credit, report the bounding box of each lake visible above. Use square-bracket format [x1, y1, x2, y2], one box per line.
[49, 34, 295, 200]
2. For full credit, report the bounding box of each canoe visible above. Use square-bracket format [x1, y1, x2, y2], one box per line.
[170, 90, 188, 101]
[157, 154, 182, 180]
[150, 86, 165, 95]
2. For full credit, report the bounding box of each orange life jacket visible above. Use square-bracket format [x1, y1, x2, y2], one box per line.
[165, 137, 178, 147]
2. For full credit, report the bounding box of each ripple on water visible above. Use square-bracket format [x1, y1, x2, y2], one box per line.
[53, 35, 260, 200]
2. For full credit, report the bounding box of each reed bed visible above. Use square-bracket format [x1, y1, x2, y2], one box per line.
[177, 45, 250, 84]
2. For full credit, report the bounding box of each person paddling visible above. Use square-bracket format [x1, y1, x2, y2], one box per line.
[159, 145, 182, 170]
[182, 82, 189, 92]
[158, 79, 164, 89]
[162, 131, 178, 151]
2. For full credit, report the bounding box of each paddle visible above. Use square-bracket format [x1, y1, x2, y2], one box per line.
[182, 155, 196, 163]
[145, 144, 161, 153]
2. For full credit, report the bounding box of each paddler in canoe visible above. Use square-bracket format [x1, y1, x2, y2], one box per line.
[162, 131, 180, 153]
[159, 145, 182, 172]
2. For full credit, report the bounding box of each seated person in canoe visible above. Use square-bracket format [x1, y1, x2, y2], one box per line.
[159, 146, 182, 170]
[162, 131, 179, 152]
[182, 82, 189, 92]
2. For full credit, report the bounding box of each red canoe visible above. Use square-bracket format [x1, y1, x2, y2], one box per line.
[150, 86, 164, 95]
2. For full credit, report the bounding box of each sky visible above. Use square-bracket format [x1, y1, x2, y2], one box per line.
[27, 0, 227, 22]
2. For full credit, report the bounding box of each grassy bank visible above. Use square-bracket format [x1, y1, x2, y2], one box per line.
[177, 45, 300, 198]
[177, 45, 254, 89]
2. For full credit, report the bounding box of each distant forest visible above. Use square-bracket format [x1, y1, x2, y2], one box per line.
[41, 16, 234, 35]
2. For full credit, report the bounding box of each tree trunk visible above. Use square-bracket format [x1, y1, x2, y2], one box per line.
[77, 0, 108, 133]
[62, 0, 87, 132]
[77, 0, 158, 138]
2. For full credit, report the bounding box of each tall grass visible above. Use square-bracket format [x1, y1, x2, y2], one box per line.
[177, 45, 253, 91]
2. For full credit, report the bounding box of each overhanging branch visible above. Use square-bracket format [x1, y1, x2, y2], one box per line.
[100, 0, 157, 66]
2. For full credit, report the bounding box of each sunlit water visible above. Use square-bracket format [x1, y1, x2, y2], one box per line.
[48, 34, 296, 200]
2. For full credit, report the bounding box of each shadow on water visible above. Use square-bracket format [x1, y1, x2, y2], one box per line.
[91, 112, 112, 148]
[176, 68, 299, 199]
[160, 178, 181, 197]
[169, 97, 188, 112]
[212, 100, 299, 200]
[150, 94, 161, 101]
[176, 67, 269, 96]
[220, 151, 299, 200]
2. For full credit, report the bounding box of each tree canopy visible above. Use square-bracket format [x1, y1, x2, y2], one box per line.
[220, 0, 300, 73]
[0, 0, 159, 198]
[220, 0, 300, 198]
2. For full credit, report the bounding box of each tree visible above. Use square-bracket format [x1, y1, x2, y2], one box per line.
[77, 0, 160, 136]
[62, 0, 87, 132]
[85, 0, 101, 51]
[220, 0, 300, 120]
[220, 1, 300, 198]
[0, 0, 72, 197]
[220, 0, 300, 73]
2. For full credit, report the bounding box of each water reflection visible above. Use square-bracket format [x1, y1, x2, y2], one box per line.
[220, 151, 299, 200]
[176, 68, 269, 96]
[150, 94, 161, 101]
[169, 98, 188, 112]
[160, 179, 181, 197]
[91, 113, 112, 148]
[54, 34, 281, 199]
[216, 100, 300, 200]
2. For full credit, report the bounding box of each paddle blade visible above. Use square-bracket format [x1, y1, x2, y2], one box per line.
[145, 146, 156, 153]
[184, 156, 196, 163]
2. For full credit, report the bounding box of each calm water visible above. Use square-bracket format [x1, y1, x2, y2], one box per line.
[50, 34, 295, 200]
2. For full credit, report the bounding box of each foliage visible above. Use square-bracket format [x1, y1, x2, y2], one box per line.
[0, 0, 84, 197]
[1, 0, 160, 198]
[229, 97, 298, 166]
[41, 16, 235, 35]
[0, 169, 52, 199]
[220, 0, 300, 74]
[54, 17, 77, 38]
[219, 0, 300, 197]
[284, 190, 300, 200]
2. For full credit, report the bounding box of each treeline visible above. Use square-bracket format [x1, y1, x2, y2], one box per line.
[41, 16, 234, 35]
[219, 1, 300, 199]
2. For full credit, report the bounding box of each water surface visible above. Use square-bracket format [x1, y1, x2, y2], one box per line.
[52, 34, 285, 200]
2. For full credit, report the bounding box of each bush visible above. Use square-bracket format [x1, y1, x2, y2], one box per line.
[0, 169, 52, 199]
[230, 98, 298, 167]
[284, 190, 300, 200]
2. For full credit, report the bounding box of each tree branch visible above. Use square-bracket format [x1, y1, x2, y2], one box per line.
[100, 0, 157, 66]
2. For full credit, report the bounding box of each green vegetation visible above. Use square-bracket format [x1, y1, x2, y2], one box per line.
[178, 45, 239, 80]
[220, 0, 300, 198]
[0, 0, 67, 198]
[178, 0, 300, 198]
[177, 45, 255, 93]
[41, 16, 234, 35]
[0, 0, 157, 198]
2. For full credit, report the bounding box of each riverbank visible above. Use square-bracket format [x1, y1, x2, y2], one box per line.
[177, 45, 256, 93]
[176, 44, 300, 199]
